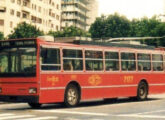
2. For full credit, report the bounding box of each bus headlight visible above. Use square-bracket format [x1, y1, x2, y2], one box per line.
[29, 88, 37, 94]
[0, 88, 2, 93]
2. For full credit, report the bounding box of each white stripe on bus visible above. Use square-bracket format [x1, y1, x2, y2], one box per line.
[40, 83, 165, 91]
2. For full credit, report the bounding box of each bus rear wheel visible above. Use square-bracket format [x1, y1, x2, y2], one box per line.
[64, 84, 80, 107]
[28, 103, 42, 109]
[137, 81, 148, 101]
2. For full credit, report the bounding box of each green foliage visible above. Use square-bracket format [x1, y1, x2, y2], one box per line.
[0, 32, 4, 40]
[89, 13, 165, 46]
[48, 26, 91, 37]
[89, 13, 131, 38]
[8, 22, 44, 39]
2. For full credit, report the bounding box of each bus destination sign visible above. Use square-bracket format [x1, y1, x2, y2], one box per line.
[0, 40, 36, 48]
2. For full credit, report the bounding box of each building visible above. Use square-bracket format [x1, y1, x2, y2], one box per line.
[86, 0, 98, 30]
[61, 0, 98, 31]
[0, 0, 61, 37]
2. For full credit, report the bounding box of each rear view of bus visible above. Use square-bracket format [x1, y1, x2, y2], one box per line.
[0, 39, 40, 108]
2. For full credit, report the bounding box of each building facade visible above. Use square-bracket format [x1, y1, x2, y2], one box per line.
[0, 0, 61, 37]
[61, 0, 98, 31]
[86, 0, 98, 30]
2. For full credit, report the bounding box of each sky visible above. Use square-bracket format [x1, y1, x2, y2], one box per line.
[98, 0, 165, 19]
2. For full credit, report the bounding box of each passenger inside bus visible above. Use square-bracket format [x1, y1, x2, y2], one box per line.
[64, 61, 73, 71]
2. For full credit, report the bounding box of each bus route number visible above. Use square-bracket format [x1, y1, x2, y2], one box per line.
[124, 76, 134, 83]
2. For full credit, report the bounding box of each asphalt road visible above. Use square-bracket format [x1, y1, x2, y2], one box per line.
[1, 94, 165, 120]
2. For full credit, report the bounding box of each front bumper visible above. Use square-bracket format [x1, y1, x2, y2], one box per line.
[0, 95, 39, 103]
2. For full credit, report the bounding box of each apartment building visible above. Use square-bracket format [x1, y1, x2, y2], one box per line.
[61, 0, 98, 31]
[0, 0, 61, 37]
[87, 0, 98, 30]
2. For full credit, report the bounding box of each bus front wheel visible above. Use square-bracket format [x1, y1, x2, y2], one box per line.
[28, 103, 42, 109]
[137, 81, 148, 101]
[64, 84, 80, 107]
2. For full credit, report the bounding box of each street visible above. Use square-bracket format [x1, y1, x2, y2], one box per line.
[1, 94, 165, 120]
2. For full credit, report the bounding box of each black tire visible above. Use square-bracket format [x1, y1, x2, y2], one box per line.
[137, 81, 148, 101]
[28, 103, 42, 109]
[64, 84, 80, 107]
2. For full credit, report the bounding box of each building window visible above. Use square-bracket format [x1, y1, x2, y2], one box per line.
[10, 9, 14, 15]
[22, 13, 27, 18]
[23, 0, 28, 6]
[56, 15, 60, 20]
[10, 21, 13, 28]
[56, 4, 59, 9]
[0, 20, 4, 26]
[38, 6, 41, 13]
[17, 11, 21, 17]
[56, 25, 59, 31]
[17, 0, 21, 5]
[11, 0, 15, 3]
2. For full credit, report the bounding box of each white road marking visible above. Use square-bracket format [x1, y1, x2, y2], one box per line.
[36, 110, 109, 116]
[135, 109, 165, 115]
[118, 114, 165, 119]
[0, 113, 15, 117]
[0, 115, 35, 120]
[21, 116, 58, 120]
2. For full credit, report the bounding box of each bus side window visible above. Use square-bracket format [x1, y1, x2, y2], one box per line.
[152, 54, 163, 71]
[63, 49, 83, 71]
[105, 51, 119, 71]
[121, 52, 136, 71]
[41, 47, 61, 71]
[85, 50, 103, 71]
[137, 53, 151, 71]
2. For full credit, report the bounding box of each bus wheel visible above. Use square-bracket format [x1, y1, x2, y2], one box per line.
[64, 84, 80, 107]
[137, 81, 148, 101]
[28, 103, 42, 109]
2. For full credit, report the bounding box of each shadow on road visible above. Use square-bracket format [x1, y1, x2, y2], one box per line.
[4, 97, 161, 111]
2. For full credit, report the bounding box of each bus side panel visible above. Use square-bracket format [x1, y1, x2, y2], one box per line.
[39, 73, 165, 103]
[39, 74, 65, 103]
[147, 73, 165, 94]
[81, 73, 138, 100]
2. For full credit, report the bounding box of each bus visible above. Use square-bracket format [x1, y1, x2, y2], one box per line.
[0, 36, 165, 108]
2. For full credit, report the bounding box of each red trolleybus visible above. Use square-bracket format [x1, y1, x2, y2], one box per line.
[0, 36, 165, 108]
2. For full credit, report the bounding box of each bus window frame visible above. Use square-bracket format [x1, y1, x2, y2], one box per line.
[137, 52, 152, 72]
[152, 53, 164, 72]
[104, 50, 120, 72]
[120, 51, 137, 72]
[40, 45, 62, 73]
[62, 47, 84, 72]
[84, 48, 104, 72]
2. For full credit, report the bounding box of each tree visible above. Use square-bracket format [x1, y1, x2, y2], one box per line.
[89, 13, 131, 38]
[48, 26, 90, 37]
[8, 22, 44, 39]
[0, 32, 4, 40]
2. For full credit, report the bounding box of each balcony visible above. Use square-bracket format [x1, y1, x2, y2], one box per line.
[22, 6, 31, 13]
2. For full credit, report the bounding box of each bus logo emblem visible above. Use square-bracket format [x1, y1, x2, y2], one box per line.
[47, 76, 59, 86]
[88, 75, 102, 86]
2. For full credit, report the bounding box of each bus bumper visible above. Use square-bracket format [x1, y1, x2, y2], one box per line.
[0, 95, 39, 103]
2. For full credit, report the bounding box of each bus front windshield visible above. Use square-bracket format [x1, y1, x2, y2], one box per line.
[0, 47, 36, 77]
